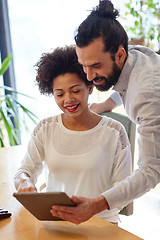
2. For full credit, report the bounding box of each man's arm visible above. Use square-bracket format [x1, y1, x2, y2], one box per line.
[50, 195, 109, 224]
[103, 92, 160, 210]
[89, 97, 117, 113]
[89, 92, 122, 114]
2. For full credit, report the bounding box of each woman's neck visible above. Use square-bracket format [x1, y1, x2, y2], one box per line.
[61, 111, 102, 131]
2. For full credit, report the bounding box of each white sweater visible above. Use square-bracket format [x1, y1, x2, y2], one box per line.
[16, 114, 132, 222]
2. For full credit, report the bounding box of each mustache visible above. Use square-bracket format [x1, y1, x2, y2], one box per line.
[92, 76, 108, 82]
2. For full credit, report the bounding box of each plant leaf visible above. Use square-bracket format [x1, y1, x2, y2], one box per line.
[4, 95, 21, 134]
[13, 98, 39, 122]
[0, 128, 5, 147]
[0, 85, 36, 99]
[0, 54, 12, 76]
[0, 107, 19, 145]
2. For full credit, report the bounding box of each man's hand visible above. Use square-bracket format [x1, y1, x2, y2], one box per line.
[89, 97, 117, 114]
[50, 195, 109, 224]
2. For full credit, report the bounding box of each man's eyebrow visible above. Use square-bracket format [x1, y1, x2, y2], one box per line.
[78, 61, 101, 68]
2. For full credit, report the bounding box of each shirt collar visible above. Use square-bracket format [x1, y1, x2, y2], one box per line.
[113, 51, 135, 93]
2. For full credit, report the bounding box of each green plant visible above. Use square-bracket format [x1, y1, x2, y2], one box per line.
[124, 0, 160, 51]
[0, 54, 38, 147]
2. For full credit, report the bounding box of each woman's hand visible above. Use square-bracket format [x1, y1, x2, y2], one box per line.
[50, 195, 109, 224]
[14, 172, 37, 192]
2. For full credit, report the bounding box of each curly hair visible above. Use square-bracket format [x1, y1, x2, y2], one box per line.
[74, 0, 128, 56]
[35, 45, 92, 96]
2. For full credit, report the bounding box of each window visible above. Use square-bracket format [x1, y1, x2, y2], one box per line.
[8, 0, 126, 144]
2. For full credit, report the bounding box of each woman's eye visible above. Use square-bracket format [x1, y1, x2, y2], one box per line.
[56, 93, 63, 97]
[73, 90, 80, 93]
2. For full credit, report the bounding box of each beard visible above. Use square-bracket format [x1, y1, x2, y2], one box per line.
[93, 62, 121, 91]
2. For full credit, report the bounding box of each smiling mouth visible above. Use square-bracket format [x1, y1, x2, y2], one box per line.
[65, 104, 80, 112]
[93, 79, 105, 86]
[92, 77, 106, 86]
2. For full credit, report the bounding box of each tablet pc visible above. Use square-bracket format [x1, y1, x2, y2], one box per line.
[13, 192, 76, 221]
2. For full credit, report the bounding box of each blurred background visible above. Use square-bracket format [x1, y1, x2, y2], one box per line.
[1, 0, 159, 144]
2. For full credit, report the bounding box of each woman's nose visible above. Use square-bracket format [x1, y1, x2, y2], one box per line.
[64, 93, 74, 103]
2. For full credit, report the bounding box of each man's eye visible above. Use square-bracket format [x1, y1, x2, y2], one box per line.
[93, 65, 100, 69]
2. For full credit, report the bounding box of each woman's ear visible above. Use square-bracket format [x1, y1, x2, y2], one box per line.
[88, 85, 94, 94]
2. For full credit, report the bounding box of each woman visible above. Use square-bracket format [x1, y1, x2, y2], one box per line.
[14, 46, 132, 224]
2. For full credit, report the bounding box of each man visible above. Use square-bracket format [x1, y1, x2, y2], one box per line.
[50, 0, 160, 223]
[75, 0, 160, 209]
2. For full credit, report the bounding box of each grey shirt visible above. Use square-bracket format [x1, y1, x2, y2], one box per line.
[103, 45, 160, 209]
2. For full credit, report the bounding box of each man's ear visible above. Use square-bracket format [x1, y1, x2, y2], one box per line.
[115, 46, 126, 69]
[88, 85, 94, 94]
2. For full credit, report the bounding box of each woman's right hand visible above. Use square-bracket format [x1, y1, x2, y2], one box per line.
[14, 172, 37, 192]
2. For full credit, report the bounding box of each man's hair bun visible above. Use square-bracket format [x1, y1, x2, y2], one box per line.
[91, 0, 119, 19]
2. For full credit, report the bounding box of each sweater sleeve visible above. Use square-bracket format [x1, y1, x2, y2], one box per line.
[101, 119, 132, 210]
[15, 121, 45, 184]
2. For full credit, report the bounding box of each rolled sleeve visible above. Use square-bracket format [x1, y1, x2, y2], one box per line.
[110, 91, 122, 106]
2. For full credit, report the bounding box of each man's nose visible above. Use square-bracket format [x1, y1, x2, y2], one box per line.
[83, 67, 96, 81]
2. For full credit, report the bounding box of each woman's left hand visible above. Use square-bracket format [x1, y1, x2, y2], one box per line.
[50, 195, 109, 224]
